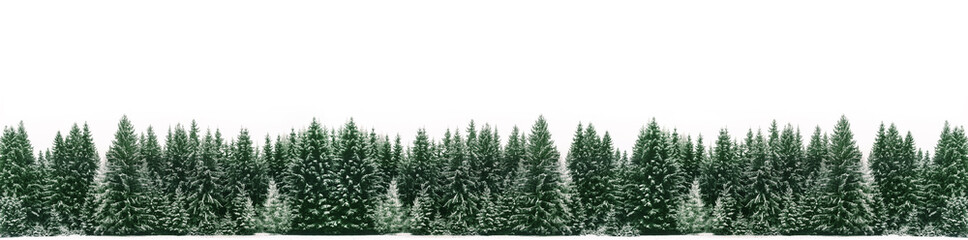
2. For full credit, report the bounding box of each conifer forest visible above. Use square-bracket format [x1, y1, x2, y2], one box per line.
[3, 115, 968, 237]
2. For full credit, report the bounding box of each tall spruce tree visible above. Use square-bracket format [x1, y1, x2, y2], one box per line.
[813, 116, 876, 235]
[227, 128, 268, 207]
[288, 119, 336, 233]
[773, 125, 803, 192]
[164, 124, 193, 194]
[332, 119, 379, 233]
[869, 124, 920, 231]
[623, 118, 679, 234]
[398, 128, 440, 210]
[94, 116, 155, 235]
[927, 122, 968, 235]
[744, 130, 781, 234]
[185, 130, 224, 234]
[566, 123, 615, 232]
[48, 123, 99, 231]
[474, 124, 502, 198]
[439, 127, 478, 234]
[510, 116, 573, 235]
[700, 128, 739, 207]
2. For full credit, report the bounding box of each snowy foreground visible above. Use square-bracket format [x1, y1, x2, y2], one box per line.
[6, 235, 965, 240]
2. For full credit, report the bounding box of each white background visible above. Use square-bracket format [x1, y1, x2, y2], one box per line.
[2, 0, 967, 161]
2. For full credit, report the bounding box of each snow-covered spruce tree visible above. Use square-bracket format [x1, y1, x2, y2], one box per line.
[46, 124, 100, 232]
[700, 128, 739, 207]
[778, 186, 808, 235]
[390, 135, 404, 181]
[226, 186, 257, 234]
[510, 116, 574, 235]
[370, 180, 405, 234]
[257, 180, 293, 234]
[227, 128, 269, 208]
[941, 194, 968, 236]
[271, 134, 291, 194]
[803, 127, 828, 191]
[775, 124, 805, 195]
[680, 135, 700, 185]
[869, 124, 920, 231]
[501, 126, 526, 191]
[0, 123, 45, 227]
[928, 123, 968, 236]
[332, 119, 380, 233]
[710, 188, 739, 235]
[375, 134, 396, 192]
[0, 194, 27, 236]
[364, 129, 390, 194]
[93, 116, 155, 235]
[621, 118, 680, 234]
[743, 130, 781, 234]
[476, 186, 504, 235]
[163, 123, 194, 196]
[408, 186, 435, 235]
[676, 180, 709, 234]
[287, 119, 336, 234]
[439, 127, 479, 234]
[565, 123, 590, 231]
[473, 124, 503, 201]
[398, 128, 439, 208]
[566, 124, 616, 233]
[812, 115, 876, 235]
[183, 130, 225, 234]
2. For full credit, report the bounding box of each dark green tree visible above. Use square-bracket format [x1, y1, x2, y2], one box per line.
[620, 118, 680, 234]
[510, 116, 573, 235]
[93, 116, 155, 235]
[812, 116, 876, 235]
[227, 128, 268, 207]
[186, 130, 226, 234]
[869, 124, 920, 231]
[287, 119, 336, 233]
[332, 119, 379, 233]
[744, 130, 781, 234]
[440, 127, 479, 234]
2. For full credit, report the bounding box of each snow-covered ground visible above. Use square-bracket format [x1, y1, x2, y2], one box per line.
[8, 235, 964, 240]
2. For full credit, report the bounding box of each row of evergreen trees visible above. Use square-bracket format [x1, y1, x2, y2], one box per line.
[2, 115, 968, 236]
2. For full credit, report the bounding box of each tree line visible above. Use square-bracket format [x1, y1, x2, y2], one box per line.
[1, 115, 967, 236]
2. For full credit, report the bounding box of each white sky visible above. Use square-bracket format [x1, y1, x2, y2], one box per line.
[2, 0, 967, 161]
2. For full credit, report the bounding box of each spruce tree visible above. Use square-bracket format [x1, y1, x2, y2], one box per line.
[566, 123, 615, 232]
[620, 119, 680, 234]
[371, 180, 405, 234]
[675, 180, 709, 234]
[288, 119, 336, 233]
[227, 128, 268, 207]
[870, 124, 920, 231]
[803, 127, 828, 189]
[473, 124, 502, 198]
[776, 124, 804, 193]
[813, 115, 876, 235]
[48, 124, 98, 231]
[94, 116, 155, 235]
[501, 126, 526, 191]
[408, 187, 435, 235]
[700, 128, 739, 207]
[332, 119, 379, 233]
[927, 123, 968, 235]
[257, 180, 293, 234]
[440, 127, 478, 234]
[185, 130, 224, 234]
[510, 116, 573, 235]
[398, 128, 437, 208]
[163, 124, 193, 194]
[744, 130, 781, 234]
